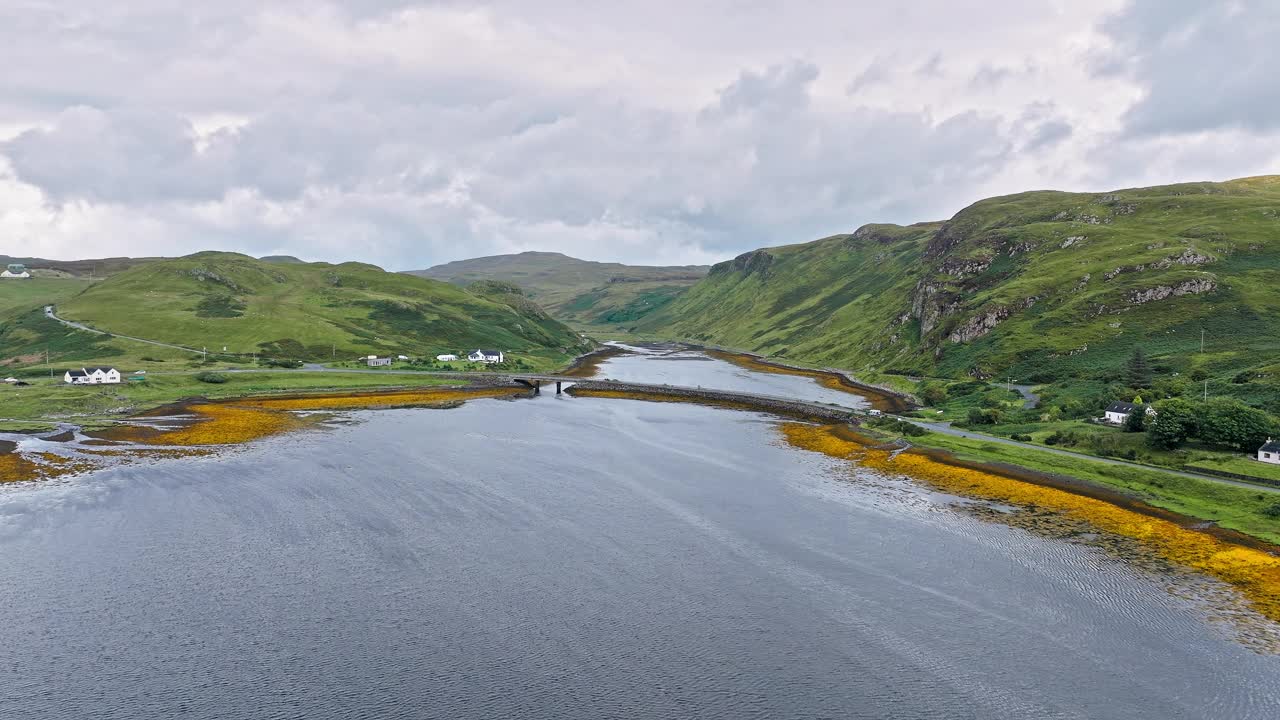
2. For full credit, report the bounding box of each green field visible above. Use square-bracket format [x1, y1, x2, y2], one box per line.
[863, 426, 1280, 545]
[0, 278, 95, 316]
[0, 370, 463, 430]
[1188, 456, 1280, 483]
[410, 251, 708, 327]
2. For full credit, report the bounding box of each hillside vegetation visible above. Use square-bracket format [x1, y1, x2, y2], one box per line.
[409, 251, 708, 326]
[44, 252, 588, 365]
[643, 176, 1280, 412]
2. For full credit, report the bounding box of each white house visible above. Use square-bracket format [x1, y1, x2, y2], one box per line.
[64, 366, 121, 384]
[468, 349, 504, 364]
[367, 356, 392, 367]
[397, 355, 410, 361]
[436, 354, 458, 362]
[1, 263, 31, 279]
[1259, 439, 1280, 465]
[1103, 401, 1155, 425]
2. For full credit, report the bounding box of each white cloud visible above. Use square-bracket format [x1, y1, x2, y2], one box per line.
[0, 0, 1276, 269]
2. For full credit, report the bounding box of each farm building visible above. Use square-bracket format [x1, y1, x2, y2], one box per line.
[366, 356, 393, 367]
[468, 349, 504, 364]
[1260, 439, 1280, 465]
[64, 367, 121, 384]
[436, 354, 458, 362]
[1, 263, 31, 279]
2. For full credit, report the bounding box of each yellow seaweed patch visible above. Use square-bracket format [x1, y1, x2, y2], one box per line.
[0, 452, 95, 484]
[141, 404, 302, 446]
[781, 422, 1280, 625]
[241, 386, 526, 411]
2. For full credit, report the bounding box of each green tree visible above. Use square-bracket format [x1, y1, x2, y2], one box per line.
[1198, 398, 1278, 451]
[1146, 398, 1198, 449]
[1123, 407, 1146, 433]
[1126, 347, 1153, 388]
[918, 381, 948, 406]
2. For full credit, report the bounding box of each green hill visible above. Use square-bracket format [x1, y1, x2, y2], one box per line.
[45, 252, 588, 364]
[408, 251, 708, 326]
[642, 176, 1280, 410]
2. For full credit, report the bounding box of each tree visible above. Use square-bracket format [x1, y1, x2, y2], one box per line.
[1126, 347, 1153, 388]
[1123, 407, 1146, 433]
[1198, 398, 1278, 451]
[1146, 398, 1198, 449]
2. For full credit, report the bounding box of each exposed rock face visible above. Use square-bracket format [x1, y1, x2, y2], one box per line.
[910, 280, 962, 335]
[1128, 278, 1216, 305]
[946, 296, 1037, 343]
[849, 224, 900, 244]
[940, 257, 991, 278]
[1061, 236, 1085, 248]
[710, 249, 774, 279]
[188, 268, 243, 292]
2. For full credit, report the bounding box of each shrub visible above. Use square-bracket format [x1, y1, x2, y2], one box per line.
[195, 371, 228, 384]
[1262, 503, 1280, 519]
[1009, 433, 1032, 442]
[258, 357, 303, 369]
[918, 381, 949, 406]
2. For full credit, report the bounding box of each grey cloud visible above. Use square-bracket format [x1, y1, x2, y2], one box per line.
[915, 53, 944, 78]
[1097, 0, 1280, 135]
[847, 58, 892, 94]
[1025, 120, 1073, 150]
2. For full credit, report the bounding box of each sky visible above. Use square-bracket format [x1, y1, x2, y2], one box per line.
[1, 0, 1278, 271]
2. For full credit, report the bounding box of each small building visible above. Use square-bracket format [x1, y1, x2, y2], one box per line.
[436, 354, 458, 362]
[1259, 438, 1280, 465]
[468, 349, 504, 364]
[367, 356, 392, 367]
[63, 366, 121, 384]
[1104, 401, 1155, 425]
[1, 263, 31, 279]
[397, 355, 410, 361]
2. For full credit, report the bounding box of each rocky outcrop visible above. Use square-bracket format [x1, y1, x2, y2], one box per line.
[946, 297, 1037, 343]
[188, 268, 243, 292]
[909, 280, 962, 335]
[710, 249, 775, 279]
[1128, 278, 1216, 305]
[940, 257, 991, 278]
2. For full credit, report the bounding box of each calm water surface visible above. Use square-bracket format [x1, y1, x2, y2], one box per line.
[1, 352, 1278, 719]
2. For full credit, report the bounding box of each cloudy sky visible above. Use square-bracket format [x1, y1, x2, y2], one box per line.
[1, 1, 1277, 270]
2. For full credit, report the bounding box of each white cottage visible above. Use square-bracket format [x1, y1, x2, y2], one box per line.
[468, 349, 504, 364]
[436, 354, 458, 362]
[1259, 439, 1280, 465]
[366, 356, 392, 367]
[64, 366, 121, 384]
[1104, 401, 1155, 425]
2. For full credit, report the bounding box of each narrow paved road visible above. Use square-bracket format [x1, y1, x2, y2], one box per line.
[45, 306, 204, 355]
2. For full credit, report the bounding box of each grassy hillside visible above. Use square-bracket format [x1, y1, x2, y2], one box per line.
[644, 176, 1280, 411]
[42, 252, 589, 367]
[409, 251, 708, 326]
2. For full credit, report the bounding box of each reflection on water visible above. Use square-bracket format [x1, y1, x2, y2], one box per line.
[591, 344, 870, 408]
[0, 394, 1278, 719]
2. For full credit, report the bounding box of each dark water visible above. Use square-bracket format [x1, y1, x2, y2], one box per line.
[1, 356, 1279, 718]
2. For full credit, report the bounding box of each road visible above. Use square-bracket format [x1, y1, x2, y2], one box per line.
[45, 306, 204, 355]
[901, 417, 1280, 493]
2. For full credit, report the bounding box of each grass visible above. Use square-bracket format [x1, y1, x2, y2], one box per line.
[639, 176, 1280, 416]
[1189, 456, 1280, 483]
[48, 252, 590, 365]
[0, 278, 95, 315]
[877, 427, 1280, 544]
[0, 370, 464, 426]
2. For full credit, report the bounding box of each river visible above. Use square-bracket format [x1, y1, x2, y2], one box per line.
[0, 347, 1277, 718]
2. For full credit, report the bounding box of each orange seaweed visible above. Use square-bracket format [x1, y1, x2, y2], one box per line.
[781, 422, 1280, 626]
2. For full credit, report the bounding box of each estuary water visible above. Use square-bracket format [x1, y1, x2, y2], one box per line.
[1, 350, 1278, 719]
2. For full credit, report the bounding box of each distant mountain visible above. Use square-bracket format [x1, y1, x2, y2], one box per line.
[408, 251, 709, 326]
[49, 252, 589, 362]
[259, 255, 305, 264]
[641, 176, 1280, 409]
[0, 254, 159, 278]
